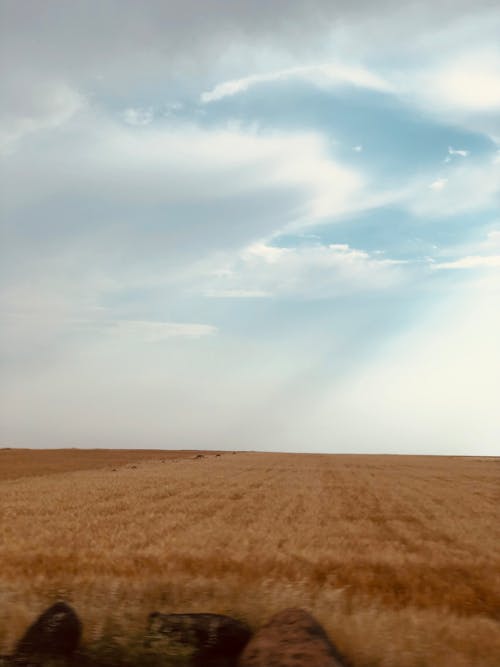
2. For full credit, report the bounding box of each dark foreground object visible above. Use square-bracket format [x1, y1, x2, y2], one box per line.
[148, 612, 252, 666]
[12, 602, 82, 665]
[238, 608, 347, 667]
[3, 603, 348, 666]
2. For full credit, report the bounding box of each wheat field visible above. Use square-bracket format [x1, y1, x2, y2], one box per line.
[0, 450, 498, 666]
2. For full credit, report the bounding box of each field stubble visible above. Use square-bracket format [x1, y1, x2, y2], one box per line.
[0, 450, 499, 667]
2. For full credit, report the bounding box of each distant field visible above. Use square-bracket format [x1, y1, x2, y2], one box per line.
[0, 451, 499, 667]
[0, 448, 217, 481]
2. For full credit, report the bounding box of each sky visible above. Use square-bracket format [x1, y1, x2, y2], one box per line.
[0, 1, 499, 454]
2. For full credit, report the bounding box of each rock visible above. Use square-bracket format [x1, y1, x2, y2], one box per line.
[13, 602, 82, 665]
[193, 454, 204, 460]
[238, 608, 348, 667]
[147, 612, 251, 666]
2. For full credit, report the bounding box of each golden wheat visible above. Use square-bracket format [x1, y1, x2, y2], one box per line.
[0, 451, 499, 667]
[0, 449, 213, 482]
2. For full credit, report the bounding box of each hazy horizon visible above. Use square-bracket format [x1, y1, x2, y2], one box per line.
[1, 1, 499, 455]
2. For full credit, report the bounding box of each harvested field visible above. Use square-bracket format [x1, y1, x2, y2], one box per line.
[0, 451, 499, 666]
[0, 448, 217, 482]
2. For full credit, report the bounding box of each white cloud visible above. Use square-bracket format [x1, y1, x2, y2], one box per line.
[448, 146, 469, 158]
[203, 241, 405, 299]
[485, 229, 500, 248]
[396, 48, 500, 136]
[2, 118, 364, 237]
[245, 242, 291, 263]
[163, 102, 183, 116]
[122, 107, 154, 126]
[0, 116, 368, 375]
[429, 177, 448, 191]
[352, 145, 363, 152]
[408, 152, 500, 217]
[268, 135, 363, 219]
[201, 62, 393, 103]
[109, 320, 217, 341]
[434, 255, 500, 269]
[432, 228, 500, 270]
[420, 50, 500, 112]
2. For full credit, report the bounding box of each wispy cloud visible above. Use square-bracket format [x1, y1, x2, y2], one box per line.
[448, 146, 469, 158]
[429, 177, 448, 191]
[434, 255, 500, 269]
[122, 107, 154, 126]
[109, 320, 217, 341]
[203, 241, 405, 299]
[201, 62, 392, 103]
[420, 50, 500, 113]
[408, 152, 500, 217]
[431, 227, 500, 270]
[2, 118, 365, 267]
[394, 48, 500, 142]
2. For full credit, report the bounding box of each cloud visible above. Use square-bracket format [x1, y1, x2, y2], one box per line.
[407, 152, 500, 217]
[122, 107, 154, 126]
[448, 146, 469, 158]
[0, 114, 366, 376]
[485, 229, 500, 247]
[108, 320, 217, 341]
[202, 241, 405, 299]
[429, 177, 448, 191]
[434, 255, 500, 269]
[0, 81, 85, 150]
[433, 227, 500, 270]
[3, 0, 490, 83]
[393, 44, 500, 140]
[418, 50, 500, 113]
[2, 118, 364, 264]
[0, 268, 216, 379]
[3, 1, 495, 152]
[201, 62, 392, 103]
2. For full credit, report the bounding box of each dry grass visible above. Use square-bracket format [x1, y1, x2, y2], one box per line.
[0, 451, 499, 666]
[0, 448, 216, 482]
